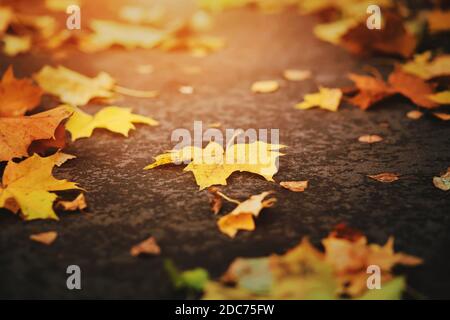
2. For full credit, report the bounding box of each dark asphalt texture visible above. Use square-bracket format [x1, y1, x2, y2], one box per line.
[1, 4, 450, 299]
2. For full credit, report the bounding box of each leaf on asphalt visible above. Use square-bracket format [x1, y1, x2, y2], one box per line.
[283, 69, 311, 81]
[207, 187, 223, 214]
[428, 91, 450, 105]
[280, 181, 308, 192]
[251, 80, 279, 93]
[347, 73, 394, 110]
[0, 106, 72, 162]
[217, 191, 276, 238]
[66, 106, 158, 141]
[433, 168, 450, 191]
[0, 152, 80, 220]
[79, 20, 167, 52]
[0, 66, 43, 117]
[34, 66, 116, 106]
[402, 51, 450, 80]
[130, 236, 161, 257]
[368, 172, 399, 183]
[165, 260, 210, 292]
[433, 112, 450, 121]
[145, 141, 285, 190]
[406, 110, 423, 120]
[0, 6, 13, 34]
[295, 87, 342, 112]
[426, 10, 450, 33]
[30, 231, 58, 245]
[56, 193, 87, 211]
[358, 135, 383, 144]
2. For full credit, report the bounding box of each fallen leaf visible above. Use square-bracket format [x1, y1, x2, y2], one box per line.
[179, 86, 194, 95]
[218, 191, 276, 238]
[145, 140, 285, 190]
[251, 80, 279, 93]
[280, 181, 308, 192]
[402, 51, 450, 80]
[358, 135, 383, 144]
[80, 20, 167, 52]
[433, 112, 450, 121]
[283, 69, 311, 81]
[0, 6, 13, 34]
[368, 172, 399, 183]
[428, 91, 450, 105]
[295, 87, 342, 112]
[34, 66, 116, 106]
[165, 260, 210, 292]
[347, 73, 393, 110]
[426, 10, 450, 33]
[118, 5, 166, 26]
[56, 193, 87, 211]
[207, 187, 223, 214]
[66, 106, 158, 141]
[13, 14, 57, 39]
[30, 231, 58, 245]
[136, 64, 154, 74]
[0, 152, 80, 220]
[114, 85, 158, 98]
[314, 18, 359, 45]
[130, 236, 161, 257]
[28, 123, 67, 156]
[45, 0, 81, 11]
[2, 35, 31, 56]
[406, 110, 423, 120]
[433, 168, 450, 191]
[0, 66, 43, 117]
[0, 106, 72, 161]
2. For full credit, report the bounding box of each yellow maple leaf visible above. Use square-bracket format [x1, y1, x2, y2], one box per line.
[402, 51, 450, 80]
[217, 191, 276, 238]
[34, 65, 115, 106]
[0, 153, 80, 220]
[79, 20, 167, 52]
[295, 87, 342, 112]
[66, 106, 158, 141]
[2, 35, 31, 56]
[145, 141, 285, 190]
[428, 91, 450, 105]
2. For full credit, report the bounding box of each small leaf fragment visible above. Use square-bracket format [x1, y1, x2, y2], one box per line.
[280, 181, 308, 192]
[358, 135, 383, 144]
[130, 236, 161, 257]
[296, 87, 342, 112]
[251, 80, 279, 93]
[30, 231, 58, 245]
[56, 193, 87, 211]
[433, 168, 450, 191]
[283, 69, 311, 81]
[368, 173, 399, 183]
[406, 110, 423, 120]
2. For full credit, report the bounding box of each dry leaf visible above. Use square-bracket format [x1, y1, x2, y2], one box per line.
[358, 135, 383, 144]
[80, 20, 167, 52]
[428, 91, 450, 105]
[179, 86, 194, 95]
[296, 87, 342, 112]
[251, 80, 279, 93]
[217, 191, 276, 238]
[130, 236, 161, 257]
[406, 110, 423, 120]
[0, 152, 80, 220]
[433, 168, 450, 191]
[280, 181, 308, 192]
[283, 69, 311, 81]
[13, 14, 57, 39]
[114, 85, 158, 98]
[207, 187, 223, 214]
[314, 18, 360, 45]
[34, 66, 115, 106]
[0, 66, 43, 117]
[0, 106, 72, 162]
[30, 231, 58, 245]
[56, 193, 87, 211]
[145, 141, 285, 190]
[45, 0, 81, 11]
[402, 51, 450, 80]
[347, 73, 393, 110]
[119, 5, 166, 26]
[28, 123, 67, 156]
[66, 106, 158, 141]
[368, 173, 399, 183]
[426, 10, 450, 33]
[433, 112, 450, 121]
[0, 6, 13, 34]
[2, 35, 31, 56]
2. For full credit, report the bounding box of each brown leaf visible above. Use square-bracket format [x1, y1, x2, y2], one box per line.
[30, 231, 58, 245]
[130, 236, 161, 257]
[341, 12, 416, 58]
[358, 135, 383, 144]
[0, 66, 43, 117]
[56, 193, 87, 211]
[28, 123, 67, 156]
[207, 187, 223, 214]
[406, 110, 423, 120]
[347, 73, 394, 110]
[0, 106, 72, 162]
[426, 10, 450, 33]
[368, 173, 399, 183]
[280, 181, 308, 192]
[433, 112, 450, 121]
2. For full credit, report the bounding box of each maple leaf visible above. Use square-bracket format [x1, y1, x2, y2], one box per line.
[66, 106, 158, 141]
[34, 65, 116, 106]
[428, 91, 450, 105]
[0, 152, 80, 220]
[347, 73, 394, 110]
[217, 191, 276, 238]
[145, 141, 285, 190]
[79, 20, 167, 52]
[433, 168, 450, 191]
[426, 10, 450, 33]
[2, 35, 31, 56]
[130, 236, 161, 257]
[402, 51, 450, 80]
[0, 66, 43, 117]
[0, 106, 72, 162]
[30, 231, 58, 245]
[56, 193, 87, 211]
[295, 87, 342, 112]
